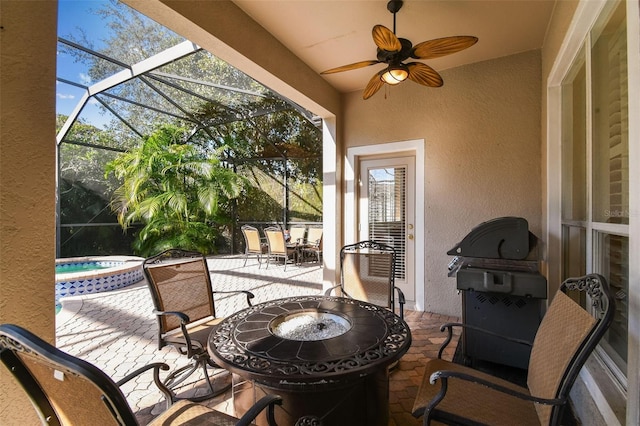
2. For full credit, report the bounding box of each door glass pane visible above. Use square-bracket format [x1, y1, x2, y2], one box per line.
[368, 167, 406, 280]
[561, 51, 587, 222]
[591, 2, 628, 224]
[595, 232, 628, 374]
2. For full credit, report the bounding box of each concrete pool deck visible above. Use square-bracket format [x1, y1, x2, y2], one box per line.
[55, 255, 459, 426]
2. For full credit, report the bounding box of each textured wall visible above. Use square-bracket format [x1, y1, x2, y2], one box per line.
[0, 1, 57, 422]
[343, 51, 542, 316]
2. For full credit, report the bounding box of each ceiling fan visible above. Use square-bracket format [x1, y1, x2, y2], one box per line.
[320, 0, 478, 100]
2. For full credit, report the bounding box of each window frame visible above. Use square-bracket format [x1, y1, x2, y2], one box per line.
[546, 0, 640, 424]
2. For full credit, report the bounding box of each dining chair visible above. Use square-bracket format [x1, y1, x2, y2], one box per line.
[325, 240, 405, 319]
[0, 323, 282, 426]
[264, 226, 298, 271]
[241, 225, 268, 267]
[412, 273, 615, 426]
[288, 225, 307, 245]
[302, 226, 323, 265]
[143, 249, 255, 402]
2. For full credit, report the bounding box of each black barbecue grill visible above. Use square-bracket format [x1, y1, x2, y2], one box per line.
[448, 217, 547, 370]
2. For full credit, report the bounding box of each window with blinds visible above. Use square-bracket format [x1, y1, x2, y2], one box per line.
[561, 0, 629, 382]
[367, 167, 406, 280]
[591, 4, 628, 377]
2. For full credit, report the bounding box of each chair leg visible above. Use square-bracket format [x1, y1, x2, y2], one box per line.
[163, 356, 231, 402]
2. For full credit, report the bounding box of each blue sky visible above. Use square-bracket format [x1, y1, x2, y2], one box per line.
[57, 0, 116, 128]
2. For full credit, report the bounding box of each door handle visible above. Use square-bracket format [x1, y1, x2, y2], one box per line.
[408, 234, 414, 240]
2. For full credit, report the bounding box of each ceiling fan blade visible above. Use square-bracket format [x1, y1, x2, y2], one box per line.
[363, 71, 385, 100]
[407, 62, 443, 87]
[411, 36, 478, 60]
[321, 60, 380, 75]
[372, 25, 402, 52]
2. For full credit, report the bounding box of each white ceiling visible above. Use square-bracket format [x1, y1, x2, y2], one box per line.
[233, 0, 557, 95]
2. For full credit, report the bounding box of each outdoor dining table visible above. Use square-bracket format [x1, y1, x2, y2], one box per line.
[207, 295, 412, 426]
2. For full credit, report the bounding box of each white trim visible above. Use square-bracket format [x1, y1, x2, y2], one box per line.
[548, 1, 609, 86]
[346, 139, 425, 312]
[624, 0, 640, 423]
[579, 365, 623, 426]
[321, 117, 338, 292]
[546, 85, 563, 290]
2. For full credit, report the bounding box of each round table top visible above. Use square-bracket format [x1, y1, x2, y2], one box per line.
[208, 295, 411, 384]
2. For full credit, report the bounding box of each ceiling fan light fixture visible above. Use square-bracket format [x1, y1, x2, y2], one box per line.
[381, 64, 409, 85]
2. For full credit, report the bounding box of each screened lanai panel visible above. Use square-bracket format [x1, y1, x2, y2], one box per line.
[56, 0, 322, 258]
[235, 163, 322, 224]
[57, 39, 130, 84]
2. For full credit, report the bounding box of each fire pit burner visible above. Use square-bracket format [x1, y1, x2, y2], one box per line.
[271, 311, 351, 341]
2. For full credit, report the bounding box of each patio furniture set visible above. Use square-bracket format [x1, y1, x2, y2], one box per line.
[241, 225, 323, 271]
[0, 236, 615, 425]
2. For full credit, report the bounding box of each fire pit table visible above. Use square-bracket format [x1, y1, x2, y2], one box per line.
[207, 295, 411, 426]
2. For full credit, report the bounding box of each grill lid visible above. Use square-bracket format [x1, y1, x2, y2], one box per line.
[447, 217, 533, 260]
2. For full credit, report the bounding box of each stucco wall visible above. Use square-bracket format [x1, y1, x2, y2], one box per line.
[0, 1, 58, 422]
[343, 51, 542, 316]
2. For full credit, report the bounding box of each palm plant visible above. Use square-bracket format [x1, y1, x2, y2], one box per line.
[106, 125, 247, 256]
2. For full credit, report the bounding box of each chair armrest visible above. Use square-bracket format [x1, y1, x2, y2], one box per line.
[115, 362, 174, 409]
[153, 310, 202, 357]
[324, 284, 340, 297]
[426, 369, 566, 407]
[236, 394, 283, 426]
[153, 310, 190, 323]
[324, 285, 353, 299]
[436, 322, 533, 359]
[212, 290, 255, 307]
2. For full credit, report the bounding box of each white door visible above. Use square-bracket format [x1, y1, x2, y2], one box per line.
[359, 157, 415, 302]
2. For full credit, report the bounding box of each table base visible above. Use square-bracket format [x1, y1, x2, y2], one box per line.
[232, 371, 390, 426]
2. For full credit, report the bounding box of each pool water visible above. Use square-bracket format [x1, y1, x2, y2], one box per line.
[55, 263, 112, 274]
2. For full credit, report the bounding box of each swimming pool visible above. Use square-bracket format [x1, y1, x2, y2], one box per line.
[55, 256, 144, 306]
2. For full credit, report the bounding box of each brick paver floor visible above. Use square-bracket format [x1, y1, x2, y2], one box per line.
[55, 255, 459, 425]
